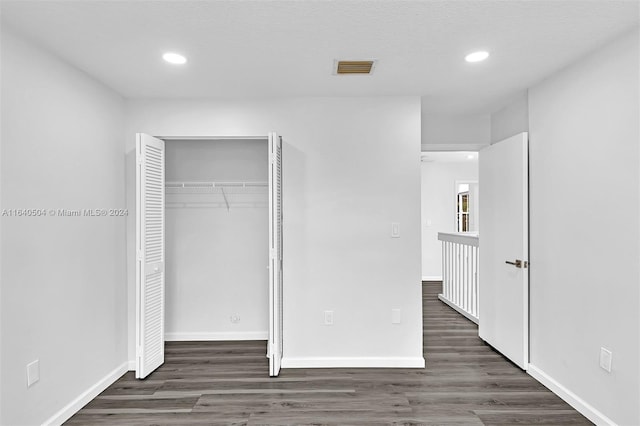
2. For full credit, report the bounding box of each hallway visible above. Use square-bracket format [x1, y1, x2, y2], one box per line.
[66, 282, 590, 425]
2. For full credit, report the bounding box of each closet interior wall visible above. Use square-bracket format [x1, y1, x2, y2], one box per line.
[164, 139, 269, 340]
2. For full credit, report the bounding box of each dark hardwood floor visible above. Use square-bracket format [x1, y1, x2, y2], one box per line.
[66, 282, 591, 425]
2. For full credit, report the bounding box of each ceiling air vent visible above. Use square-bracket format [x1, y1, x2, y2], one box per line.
[335, 60, 376, 75]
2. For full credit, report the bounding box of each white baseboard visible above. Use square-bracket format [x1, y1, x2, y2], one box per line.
[422, 276, 442, 281]
[42, 361, 128, 426]
[527, 364, 617, 426]
[165, 331, 268, 341]
[127, 360, 136, 371]
[281, 356, 425, 369]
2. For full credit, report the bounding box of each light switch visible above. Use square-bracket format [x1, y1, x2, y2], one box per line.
[324, 310, 334, 325]
[391, 222, 400, 238]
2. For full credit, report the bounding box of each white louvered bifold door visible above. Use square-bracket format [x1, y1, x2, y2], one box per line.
[135, 133, 166, 379]
[268, 132, 283, 377]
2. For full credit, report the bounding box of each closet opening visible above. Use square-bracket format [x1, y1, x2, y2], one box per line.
[135, 133, 283, 379]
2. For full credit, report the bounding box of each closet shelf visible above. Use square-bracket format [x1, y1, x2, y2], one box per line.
[165, 181, 268, 211]
[165, 181, 268, 194]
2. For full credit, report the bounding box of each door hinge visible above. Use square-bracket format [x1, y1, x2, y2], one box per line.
[136, 155, 143, 165]
[137, 250, 143, 260]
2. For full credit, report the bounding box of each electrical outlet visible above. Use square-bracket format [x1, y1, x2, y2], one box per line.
[324, 310, 334, 325]
[230, 315, 240, 324]
[391, 308, 401, 324]
[27, 360, 39, 387]
[599, 347, 612, 373]
[391, 222, 400, 238]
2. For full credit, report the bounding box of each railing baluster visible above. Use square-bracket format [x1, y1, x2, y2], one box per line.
[471, 245, 475, 317]
[470, 245, 474, 316]
[456, 243, 460, 308]
[454, 243, 457, 307]
[462, 244, 467, 311]
[443, 241, 448, 298]
[472, 245, 478, 317]
[443, 242, 447, 298]
[457, 243, 462, 307]
[454, 243, 459, 306]
[464, 244, 468, 312]
[448, 241, 452, 300]
[441, 241, 445, 297]
[448, 241, 452, 299]
[467, 245, 471, 312]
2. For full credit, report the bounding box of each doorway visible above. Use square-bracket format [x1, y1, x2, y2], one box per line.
[420, 151, 479, 281]
[421, 133, 530, 371]
[135, 133, 283, 379]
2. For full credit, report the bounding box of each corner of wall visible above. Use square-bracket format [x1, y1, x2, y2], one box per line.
[41, 362, 129, 426]
[489, 91, 529, 144]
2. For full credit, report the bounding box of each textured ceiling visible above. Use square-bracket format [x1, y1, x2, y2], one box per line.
[1, 0, 638, 114]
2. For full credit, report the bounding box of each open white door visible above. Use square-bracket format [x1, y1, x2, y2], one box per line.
[479, 132, 529, 370]
[268, 131, 283, 377]
[135, 133, 166, 379]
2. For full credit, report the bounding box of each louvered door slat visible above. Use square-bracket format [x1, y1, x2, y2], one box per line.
[136, 133, 165, 379]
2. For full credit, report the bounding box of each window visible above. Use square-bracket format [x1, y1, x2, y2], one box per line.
[457, 191, 470, 232]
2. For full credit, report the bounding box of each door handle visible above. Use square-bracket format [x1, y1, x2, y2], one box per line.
[505, 259, 528, 268]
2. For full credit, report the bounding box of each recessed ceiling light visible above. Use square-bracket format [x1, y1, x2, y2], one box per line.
[163, 52, 187, 65]
[465, 51, 489, 63]
[467, 154, 474, 159]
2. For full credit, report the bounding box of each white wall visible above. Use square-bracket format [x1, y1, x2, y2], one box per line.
[420, 160, 478, 279]
[164, 139, 268, 339]
[421, 100, 491, 149]
[490, 91, 529, 144]
[125, 97, 424, 367]
[0, 28, 127, 425]
[528, 28, 639, 425]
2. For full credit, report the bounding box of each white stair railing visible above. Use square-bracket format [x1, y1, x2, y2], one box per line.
[438, 232, 479, 324]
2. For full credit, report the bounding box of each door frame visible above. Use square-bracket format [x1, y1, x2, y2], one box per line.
[134, 133, 283, 378]
[420, 142, 530, 367]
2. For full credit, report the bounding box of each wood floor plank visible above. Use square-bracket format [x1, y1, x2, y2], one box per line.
[475, 409, 593, 425]
[82, 394, 199, 411]
[65, 282, 591, 425]
[65, 412, 250, 425]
